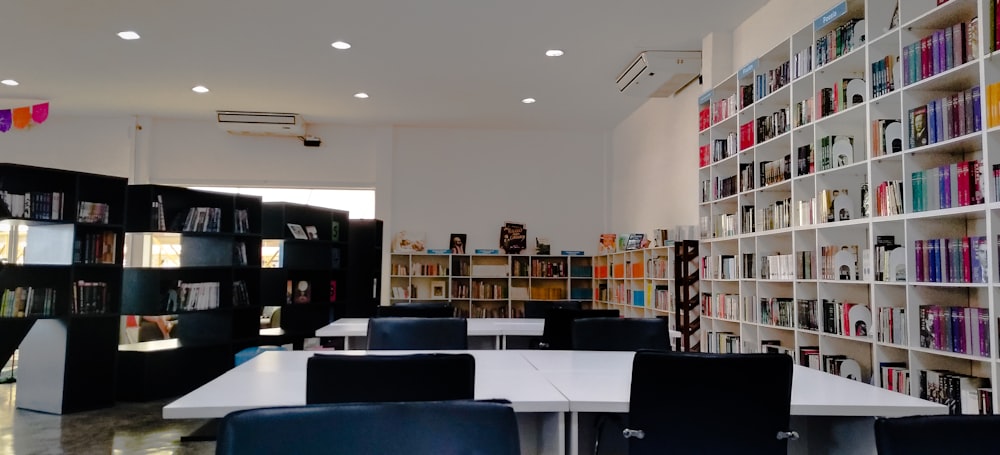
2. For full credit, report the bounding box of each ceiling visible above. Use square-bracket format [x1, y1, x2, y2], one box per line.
[0, 0, 767, 130]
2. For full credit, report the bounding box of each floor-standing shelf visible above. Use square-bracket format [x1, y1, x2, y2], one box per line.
[698, 0, 1000, 414]
[118, 184, 262, 401]
[0, 163, 126, 414]
[675, 240, 702, 352]
[260, 202, 349, 346]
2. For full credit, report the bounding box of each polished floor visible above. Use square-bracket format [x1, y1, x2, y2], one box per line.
[0, 381, 215, 455]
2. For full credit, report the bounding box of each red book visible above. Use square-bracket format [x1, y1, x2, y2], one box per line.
[957, 160, 970, 206]
[962, 237, 972, 283]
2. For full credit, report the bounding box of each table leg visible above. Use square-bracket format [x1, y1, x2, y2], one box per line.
[569, 411, 579, 455]
[515, 412, 565, 455]
[344, 336, 349, 350]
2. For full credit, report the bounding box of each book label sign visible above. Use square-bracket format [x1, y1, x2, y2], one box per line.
[561, 250, 585, 256]
[698, 90, 713, 105]
[814, 1, 847, 31]
[427, 249, 451, 254]
[474, 249, 500, 254]
[738, 59, 758, 79]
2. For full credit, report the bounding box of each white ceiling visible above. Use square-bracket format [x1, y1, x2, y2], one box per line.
[1, 0, 766, 130]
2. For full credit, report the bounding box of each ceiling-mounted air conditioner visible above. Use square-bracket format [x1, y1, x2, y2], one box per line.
[616, 51, 702, 98]
[216, 111, 305, 136]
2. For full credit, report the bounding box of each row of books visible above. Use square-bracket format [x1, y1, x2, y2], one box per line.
[907, 86, 982, 149]
[472, 283, 505, 300]
[822, 300, 871, 337]
[791, 45, 812, 80]
[877, 307, 906, 345]
[795, 251, 815, 280]
[73, 231, 118, 265]
[817, 135, 860, 171]
[738, 120, 755, 151]
[710, 92, 739, 124]
[408, 262, 450, 276]
[701, 255, 737, 280]
[913, 236, 988, 284]
[77, 201, 111, 224]
[818, 244, 860, 281]
[234, 209, 251, 234]
[798, 299, 819, 331]
[711, 213, 737, 238]
[901, 17, 977, 87]
[712, 133, 738, 163]
[698, 106, 711, 131]
[793, 97, 813, 128]
[755, 60, 791, 101]
[180, 207, 223, 233]
[873, 179, 904, 217]
[739, 83, 754, 110]
[701, 293, 739, 321]
[740, 205, 755, 235]
[755, 109, 790, 144]
[759, 155, 791, 187]
[741, 253, 756, 279]
[984, 82, 1000, 128]
[647, 256, 669, 279]
[233, 280, 252, 306]
[0, 286, 57, 318]
[762, 254, 795, 280]
[523, 259, 567, 278]
[814, 17, 864, 68]
[919, 305, 990, 357]
[0, 190, 63, 221]
[162, 281, 220, 312]
[651, 285, 672, 311]
[920, 369, 991, 415]
[879, 362, 909, 395]
[390, 285, 416, 299]
[870, 55, 897, 98]
[756, 197, 792, 232]
[738, 163, 755, 192]
[911, 159, 985, 212]
[233, 242, 249, 266]
[870, 119, 903, 157]
[758, 297, 794, 328]
[795, 144, 814, 176]
[816, 79, 864, 119]
[705, 331, 741, 354]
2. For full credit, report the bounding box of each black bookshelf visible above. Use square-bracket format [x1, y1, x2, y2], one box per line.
[343, 219, 382, 317]
[674, 240, 700, 352]
[117, 185, 262, 401]
[0, 163, 126, 414]
[260, 202, 349, 346]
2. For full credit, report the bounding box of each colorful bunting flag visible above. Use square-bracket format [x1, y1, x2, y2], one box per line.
[0, 102, 49, 133]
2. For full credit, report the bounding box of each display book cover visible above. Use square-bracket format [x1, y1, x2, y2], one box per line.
[499, 222, 526, 254]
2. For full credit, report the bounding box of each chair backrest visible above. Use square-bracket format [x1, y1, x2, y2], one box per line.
[367, 317, 468, 350]
[523, 300, 582, 318]
[216, 400, 520, 455]
[627, 351, 793, 455]
[874, 415, 1000, 454]
[539, 309, 620, 350]
[306, 353, 475, 404]
[571, 317, 671, 351]
[375, 302, 455, 318]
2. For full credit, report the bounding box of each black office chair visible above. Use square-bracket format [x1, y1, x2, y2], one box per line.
[306, 353, 474, 404]
[376, 302, 455, 317]
[874, 415, 1000, 454]
[216, 400, 520, 455]
[572, 317, 671, 351]
[538, 309, 620, 350]
[623, 351, 795, 455]
[523, 300, 582, 318]
[367, 317, 468, 350]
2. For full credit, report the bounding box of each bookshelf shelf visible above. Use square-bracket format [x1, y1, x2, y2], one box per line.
[697, 0, 1000, 413]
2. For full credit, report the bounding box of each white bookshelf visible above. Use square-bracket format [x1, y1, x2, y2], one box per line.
[389, 253, 593, 318]
[592, 245, 678, 325]
[698, 0, 999, 414]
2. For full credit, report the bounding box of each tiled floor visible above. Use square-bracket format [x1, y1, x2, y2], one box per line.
[0, 382, 215, 455]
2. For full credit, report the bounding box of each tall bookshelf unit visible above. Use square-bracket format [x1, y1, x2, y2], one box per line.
[118, 185, 262, 401]
[698, 0, 1000, 414]
[260, 202, 349, 343]
[389, 253, 592, 317]
[0, 163, 126, 414]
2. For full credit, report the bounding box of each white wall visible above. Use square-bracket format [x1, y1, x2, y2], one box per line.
[610, 85, 700, 235]
[0, 115, 133, 177]
[144, 119, 382, 188]
[391, 127, 608, 255]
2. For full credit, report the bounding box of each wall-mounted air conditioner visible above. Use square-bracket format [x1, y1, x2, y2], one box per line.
[216, 111, 305, 136]
[616, 51, 702, 98]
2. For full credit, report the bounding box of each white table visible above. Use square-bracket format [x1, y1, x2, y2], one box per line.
[164, 350, 567, 455]
[520, 350, 947, 455]
[315, 318, 681, 350]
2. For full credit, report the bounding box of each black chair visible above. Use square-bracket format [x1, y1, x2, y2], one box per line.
[874, 415, 1000, 454]
[366, 317, 468, 350]
[216, 400, 520, 455]
[305, 353, 474, 404]
[538, 309, 619, 350]
[523, 300, 582, 318]
[623, 351, 795, 455]
[572, 317, 671, 351]
[375, 302, 454, 318]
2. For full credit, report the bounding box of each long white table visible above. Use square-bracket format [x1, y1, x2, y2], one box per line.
[315, 318, 682, 350]
[164, 350, 946, 455]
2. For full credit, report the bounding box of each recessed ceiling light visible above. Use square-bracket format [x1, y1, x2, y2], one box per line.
[354, 92, 369, 99]
[1, 79, 19, 86]
[117, 31, 141, 40]
[192, 85, 210, 93]
[522, 98, 536, 104]
[331, 41, 352, 50]
[545, 49, 564, 57]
